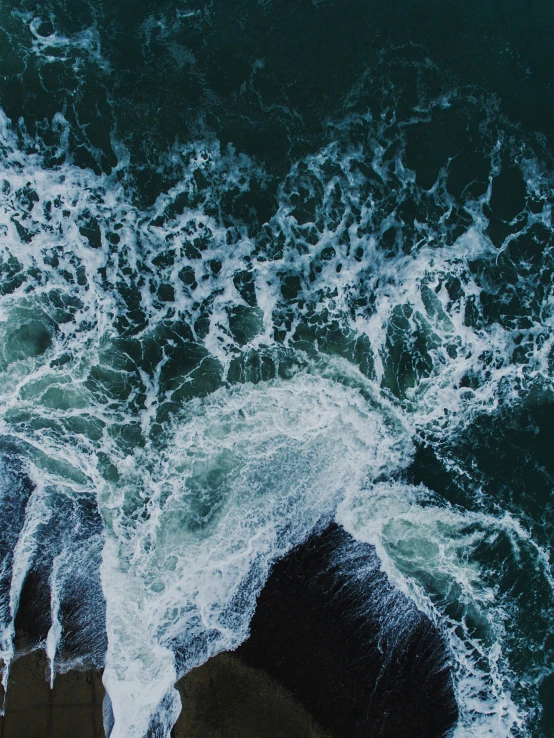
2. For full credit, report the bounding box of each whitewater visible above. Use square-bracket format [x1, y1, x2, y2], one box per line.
[0, 46, 553, 737]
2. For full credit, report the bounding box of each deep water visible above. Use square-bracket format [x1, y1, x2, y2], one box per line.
[0, 1, 553, 736]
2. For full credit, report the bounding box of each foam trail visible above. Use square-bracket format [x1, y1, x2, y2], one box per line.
[46, 551, 65, 687]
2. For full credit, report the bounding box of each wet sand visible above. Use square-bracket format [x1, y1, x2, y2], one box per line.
[174, 652, 328, 738]
[0, 650, 104, 738]
[0, 650, 328, 738]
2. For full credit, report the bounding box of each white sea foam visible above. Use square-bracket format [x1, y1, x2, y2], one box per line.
[0, 94, 552, 737]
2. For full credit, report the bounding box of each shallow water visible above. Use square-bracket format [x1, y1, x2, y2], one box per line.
[0, 1, 553, 736]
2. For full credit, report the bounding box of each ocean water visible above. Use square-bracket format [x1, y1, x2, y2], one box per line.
[0, 1, 553, 736]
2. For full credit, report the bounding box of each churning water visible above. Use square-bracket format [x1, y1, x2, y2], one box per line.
[0, 1, 553, 736]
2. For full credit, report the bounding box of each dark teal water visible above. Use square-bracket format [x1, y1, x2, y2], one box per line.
[0, 2, 553, 736]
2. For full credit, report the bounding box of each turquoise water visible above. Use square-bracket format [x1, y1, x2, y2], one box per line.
[0, 1, 553, 736]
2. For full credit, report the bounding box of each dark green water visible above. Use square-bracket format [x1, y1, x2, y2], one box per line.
[0, 1, 553, 736]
